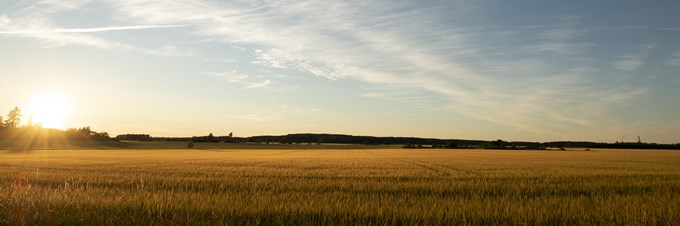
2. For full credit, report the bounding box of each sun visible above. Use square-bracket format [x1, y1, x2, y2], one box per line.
[27, 93, 72, 129]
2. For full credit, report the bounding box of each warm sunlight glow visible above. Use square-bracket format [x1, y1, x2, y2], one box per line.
[27, 93, 72, 129]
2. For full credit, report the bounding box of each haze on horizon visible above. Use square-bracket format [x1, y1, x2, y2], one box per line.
[1, 0, 679, 143]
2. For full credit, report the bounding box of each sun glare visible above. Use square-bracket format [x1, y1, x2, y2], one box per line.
[27, 93, 72, 129]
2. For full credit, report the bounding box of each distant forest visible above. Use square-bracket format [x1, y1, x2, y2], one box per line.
[2, 106, 678, 150]
[118, 133, 680, 150]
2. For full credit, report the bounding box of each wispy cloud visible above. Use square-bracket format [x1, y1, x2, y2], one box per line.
[206, 71, 271, 89]
[613, 45, 654, 71]
[206, 71, 249, 82]
[0, 15, 10, 28]
[1, 0, 652, 139]
[252, 49, 344, 80]
[667, 51, 680, 66]
[246, 80, 271, 89]
[526, 42, 594, 55]
[203, 58, 239, 63]
[3, 27, 194, 56]
[539, 29, 587, 40]
[614, 55, 646, 71]
[240, 114, 283, 122]
[0, 24, 183, 34]
[103, 0, 649, 136]
[0, 9, 188, 56]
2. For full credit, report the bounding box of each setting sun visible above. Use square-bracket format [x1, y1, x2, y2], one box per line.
[27, 93, 72, 129]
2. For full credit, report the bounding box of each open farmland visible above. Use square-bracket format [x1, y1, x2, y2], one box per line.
[1, 148, 680, 225]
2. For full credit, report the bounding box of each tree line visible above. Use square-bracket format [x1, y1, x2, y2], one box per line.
[142, 133, 680, 150]
[148, 133, 489, 146]
[3, 105, 677, 150]
[0, 106, 112, 143]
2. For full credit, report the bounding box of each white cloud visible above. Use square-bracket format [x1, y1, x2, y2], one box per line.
[147, 45, 195, 57]
[614, 55, 645, 71]
[13, 0, 92, 16]
[0, 4, 188, 56]
[4, 27, 194, 57]
[526, 42, 594, 55]
[0, 25, 183, 34]
[667, 51, 680, 66]
[252, 49, 344, 80]
[206, 71, 271, 89]
[202, 58, 239, 63]
[540, 29, 587, 40]
[239, 114, 283, 122]
[276, 104, 325, 113]
[613, 46, 654, 71]
[206, 71, 249, 82]
[0, 15, 10, 28]
[246, 80, 271, 89]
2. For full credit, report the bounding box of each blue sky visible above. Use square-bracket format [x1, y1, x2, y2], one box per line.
[1, 0, 679, 143]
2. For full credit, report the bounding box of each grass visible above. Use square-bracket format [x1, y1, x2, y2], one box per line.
[1, 148, 679, 225]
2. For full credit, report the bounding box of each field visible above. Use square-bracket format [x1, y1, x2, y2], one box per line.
[1, 148, 680, 225]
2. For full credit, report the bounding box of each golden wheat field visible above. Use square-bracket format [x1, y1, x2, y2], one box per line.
[1, 148, 680, 225]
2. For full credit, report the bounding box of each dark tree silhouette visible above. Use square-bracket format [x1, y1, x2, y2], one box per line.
[65, 126, 111, 140]
[115, 134, 152, 141]
[4, 106, 22, 128]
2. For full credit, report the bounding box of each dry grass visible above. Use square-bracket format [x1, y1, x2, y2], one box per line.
[1, 148, 679, 225]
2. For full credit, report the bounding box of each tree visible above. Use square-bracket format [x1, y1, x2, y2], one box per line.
[78, 126, 95, 137]
[224, 132, 234, 143]
[4, 107, 22, 128]
[64, 126, 111, 140]
[481, 139, 506, 149]
[92, 131, 110, 140]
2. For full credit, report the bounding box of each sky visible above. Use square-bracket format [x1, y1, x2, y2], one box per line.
[1, 0, 679, 143]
